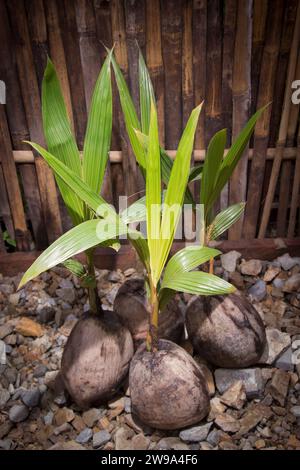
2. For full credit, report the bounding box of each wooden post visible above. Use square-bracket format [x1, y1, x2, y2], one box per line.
[0, 165, 15, 243]
[287, 110, 300, 237]
[243, 0, 283, 238]
[258, 1, 300, 238]
[7, 0, 63, 244]
[229, 0, 252, 240]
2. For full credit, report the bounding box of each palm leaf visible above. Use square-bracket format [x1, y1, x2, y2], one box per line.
[83, 52, 112, 195]
[139, 47, 155, 134]
[200, 129, 226, 206]
[161, 271, 235, 296]
[42, 58, 83, 225]
[208, 202, 246, 241]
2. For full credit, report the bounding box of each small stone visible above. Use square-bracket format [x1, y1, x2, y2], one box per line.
[248, 280, 267, 301]
[0, 340, 6, 365]
[263, 265, 281, 282]
[124, 268, 135, 277]
[131, 433, 150, 450]
[236, 404, 272, 437]
[283, 274, 300, 293]
[114, 425, 135, 450]
[72, 415, 86, 432]
[56, 287, 76, 304]
[0, 324, 13, 339]
[215, 368, 263, 398]
[76, 427, 93, 444]
[275, 347, 294, 371]
[240, 259, 262, 276]
[108, 396, 125, 410]
[44, 371, 59, 389]
[0, 388, 10, 407]
[228, 271, 245, 289]
[0, 422, 12, 439]
[219, 440, 239, 450]
[43, 411, 54, 425]
[9, 404, 29, 423]
[179, 422, 212, 442]
[208, 397, 226, 420]
[53, 423, 71, 435]
[33, 364, 48, 378]
[21, 388, 40, 408]
[219, 380, 246, 410]
[49, 440, 85, 451]
[277, 253, 300, 271]
[259, 328, 291, 365]
[82, 408, 102, 427]
[270, 369, 290, 406]
[93, 430, 111, 448]
[255, 439, 266, 449]
[156, 437, 189, 451]
[220, 251, 241, 273]
[215, 414, 240, 433]
[16, 317, 44, 337]
[107, 271, 122, 282]
[287, 435, 300, 449]
[54, 391, 67, 406]
[290, 406, 300, 418]
[0, 439, 12, 450]
[124, 397, 131, 414]
[54, 407, 75, 426]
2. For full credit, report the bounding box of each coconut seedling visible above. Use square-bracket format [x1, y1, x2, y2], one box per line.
[115, 95, 237, 429]
[17, 51, 148, 408]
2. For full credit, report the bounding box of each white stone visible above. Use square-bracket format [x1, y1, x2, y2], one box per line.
[220, 251, 241, 273]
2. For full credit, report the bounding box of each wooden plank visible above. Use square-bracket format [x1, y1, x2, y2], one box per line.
[0, 225, 5, 253]
[146, 0, 165, 145]
[59, 0, 87, 149]
[0, 165, 15, 242]
[243, 0, 283, 238]
[7, 0, 62, 244]
[259, 1, 300, 238]
[45, 0, 74, 129]
[111, 0, 140, 200]
[220, 0, 237, 212]
[205, 0, 222, 145]
[0, 105, 30, 250]
[2, 237, 300, 277]
[192, 0, 206, 150]
[277, 49, 300, 236]
[287, 108, 300, 237]
[182, 0, 193, 126]
[229, 0, 252, 240]
[161, 0, 183, 148]
[0, 0, 46, 249]
[250, 0, 268, 116]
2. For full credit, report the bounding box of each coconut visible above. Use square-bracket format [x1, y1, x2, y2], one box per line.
[129, 339, 210, 430]
[186, 292, 266, 368]
[113, 278, 184, 347]
[61, 311, 133, 408]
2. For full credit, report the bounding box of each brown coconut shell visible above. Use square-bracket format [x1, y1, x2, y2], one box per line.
[186, 292, 266, 368]
[61, 311, 133, 408]
[113, 278, 184, 347]
[129, 339, 210, 430]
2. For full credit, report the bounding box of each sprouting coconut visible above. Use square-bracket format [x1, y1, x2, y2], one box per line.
[130, 339, 210, 430]
[114, 278, 184, 347]
[186, 292, 266, 368]
[61, 310, 133, 408]
[18, 51, 137, 409]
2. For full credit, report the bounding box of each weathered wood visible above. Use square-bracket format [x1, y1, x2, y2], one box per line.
[0, 105, 30, 250]
[7, 0, 62, 244]
[0, 165, 15, 242]
[229, 0, 252, 240]
[45, 0, 74, 129]
[250, 0, 268, 116]
[259, 1, 300, 238]
[243, 0, 283, 238]
[277, 49, 300, 236]
[269, 0, 298, 146]
[59, 0, 87, 149]
[146, 0, 165, 145]
[192, 0, 206, 149]
[0, 225, 5, 252]
[111, 0, 139, 199]
[182, 0, 194, 127]
[0, 0, 46, 249]
[287, 106, 300, 238]
[2, 237, 300, 277]
[205, 0, 222, 145]
[161, 0, 183, 148]
[220, 0, 237, 212]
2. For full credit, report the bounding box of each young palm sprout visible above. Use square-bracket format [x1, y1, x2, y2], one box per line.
[112, 47, 267, 371]
[17, 52, 144, 407]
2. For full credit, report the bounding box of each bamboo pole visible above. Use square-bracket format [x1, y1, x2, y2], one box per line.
[7, 0, 63, 244]
[258, 1, 300, 238]
[229, 0, 253, 240]
[243, 0, 283, 238]
[277, 48, 300, 236]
